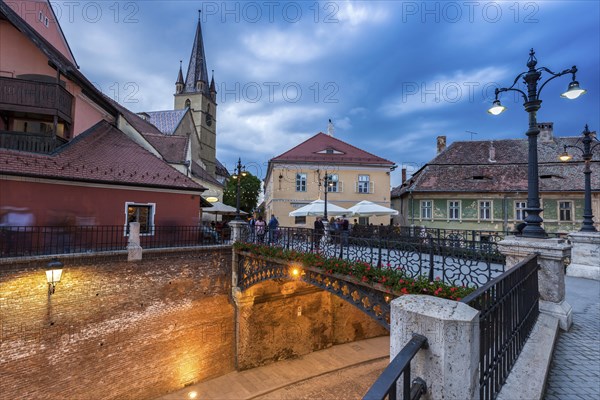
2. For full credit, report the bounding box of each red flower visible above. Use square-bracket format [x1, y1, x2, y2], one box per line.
[362, 276, 368, 282]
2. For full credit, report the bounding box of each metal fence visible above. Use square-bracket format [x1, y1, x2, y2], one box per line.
[0, 225, 231, 258]
[461, 254, 540, 400]
[241, 226, 505, 287]
[363, 334, 429, 400]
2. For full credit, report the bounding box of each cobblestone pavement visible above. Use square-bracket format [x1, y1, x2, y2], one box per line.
[544, 277, 600, 400]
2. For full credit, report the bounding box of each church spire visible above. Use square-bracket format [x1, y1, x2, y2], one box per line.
[183, 10, 210, 95]
[209, 69, 217, 100]
[175, 60, 184, 94]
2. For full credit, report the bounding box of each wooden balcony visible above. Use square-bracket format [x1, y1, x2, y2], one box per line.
[0, 76, 73, 123]
[0, 131, 67, 153]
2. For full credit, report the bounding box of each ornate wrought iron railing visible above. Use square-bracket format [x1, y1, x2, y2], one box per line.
[363, 334, 428, 400]
[461, 254, 539, 400]
[236, 252, 394, 329]
[352, 225, 507, 244]
[240, 226, 505, 287]
[0, 225, 231, 258]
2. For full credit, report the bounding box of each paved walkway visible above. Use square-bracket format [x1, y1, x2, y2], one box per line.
[157, 336, 389, 400]
[544, 276, 600, 400]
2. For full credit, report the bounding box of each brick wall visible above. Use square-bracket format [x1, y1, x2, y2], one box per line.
[0, 248, 234, 400]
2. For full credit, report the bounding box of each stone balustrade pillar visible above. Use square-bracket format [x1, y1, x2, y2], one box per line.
[391, 295, 480, 399]
[229, 220, 247, 243]
[567, 232, 600, 281]
[498, 236, 572, 330]
[127, 222, 142, 261]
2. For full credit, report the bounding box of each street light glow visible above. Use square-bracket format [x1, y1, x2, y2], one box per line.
[487, 99, 506, 115]
[561, 80, 586, 99]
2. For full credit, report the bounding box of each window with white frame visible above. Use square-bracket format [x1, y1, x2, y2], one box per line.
[448, 200, 461, 220]
[515, 201, 527, 221]
[420, 200, 432, 220]
[296, 173, 307, 192]
[126, 203, 155, 234]
[327, 174, 341, 192]
[479, 200, 492, 221]
[559, 201, 573, 221]
[357, 175, 371, 193]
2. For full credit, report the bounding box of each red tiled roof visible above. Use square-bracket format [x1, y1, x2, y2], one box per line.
[393, 136, 599, 196]
[103, 96, 164, 136]
[271, 132, 395, 166]
[191, 161, 223, 187]
[0, 121, 205, 192]
[142, 133, 188, 164]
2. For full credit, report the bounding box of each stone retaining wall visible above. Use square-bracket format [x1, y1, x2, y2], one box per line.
[0, 248, 234, 400]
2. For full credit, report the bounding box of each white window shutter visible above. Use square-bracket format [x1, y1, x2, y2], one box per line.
[370, 181, 375, 193]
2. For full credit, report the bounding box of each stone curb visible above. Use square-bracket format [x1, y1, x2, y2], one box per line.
[497, 313, 560, 400]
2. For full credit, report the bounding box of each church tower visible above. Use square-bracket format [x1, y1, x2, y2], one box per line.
[174, 11, 217, 177]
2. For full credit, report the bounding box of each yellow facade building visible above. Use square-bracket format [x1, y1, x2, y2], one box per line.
[264, 132, 396, 227]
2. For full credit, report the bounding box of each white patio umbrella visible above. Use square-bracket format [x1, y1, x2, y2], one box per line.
[202, 201, 247, 221]
[289, 199, 348, 217]
[347, 200, 399, 217]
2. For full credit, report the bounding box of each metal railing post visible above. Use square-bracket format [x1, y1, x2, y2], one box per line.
[428, 236, 435, 282]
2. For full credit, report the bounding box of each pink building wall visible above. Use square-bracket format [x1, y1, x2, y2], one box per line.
[0, 10, 110, 136]
[4, 0, 75, 63]
[0, 179, 201, 226]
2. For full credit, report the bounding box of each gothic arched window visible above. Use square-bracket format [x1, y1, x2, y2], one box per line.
[185, 99, 191, 108]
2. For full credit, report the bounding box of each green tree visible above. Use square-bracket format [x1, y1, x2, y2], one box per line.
[223, 172, 261, 214]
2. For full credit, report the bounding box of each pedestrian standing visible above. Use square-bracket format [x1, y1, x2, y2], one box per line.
[255, 216, 266, 243]
[268, 215, 279, 243]
[341, 214, 349, 246]
[314, 216, 325, 252]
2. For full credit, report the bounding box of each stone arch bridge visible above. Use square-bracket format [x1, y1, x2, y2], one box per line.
[233, 250, 394, 330]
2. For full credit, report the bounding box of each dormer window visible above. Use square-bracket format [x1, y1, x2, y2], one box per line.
[540, 174, 562, 179]
[317, 148, 344, 155]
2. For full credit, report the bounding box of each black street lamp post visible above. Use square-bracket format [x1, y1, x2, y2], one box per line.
[559, 125, 599, 232]
[231, 158, 247, 220]
[319, 170, 333, 220]
[488, 49, 586, 238]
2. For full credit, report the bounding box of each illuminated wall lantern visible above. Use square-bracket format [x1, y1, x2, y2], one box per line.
[46, 259, 63, 295]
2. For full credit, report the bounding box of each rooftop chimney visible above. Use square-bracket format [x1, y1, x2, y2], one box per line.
[437, 136, 446, 155]
[538, 122, 554, 143]
[402, 168, 407, 183]
[327, 119, 334, 136]
[488, 141, 496, 163]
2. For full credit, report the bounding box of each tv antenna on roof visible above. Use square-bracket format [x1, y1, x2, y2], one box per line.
[466, 131, 479, 140]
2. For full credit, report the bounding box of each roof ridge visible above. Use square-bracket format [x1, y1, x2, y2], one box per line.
[271, 132, 394, 165]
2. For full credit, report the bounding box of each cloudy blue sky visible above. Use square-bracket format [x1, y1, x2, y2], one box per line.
[53, 1, 599, 186]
